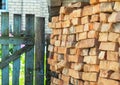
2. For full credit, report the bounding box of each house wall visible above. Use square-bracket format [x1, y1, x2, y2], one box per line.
[7, 0, 50, 34]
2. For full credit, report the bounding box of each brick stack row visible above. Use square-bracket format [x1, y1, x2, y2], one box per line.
[48, 1, 120, 85]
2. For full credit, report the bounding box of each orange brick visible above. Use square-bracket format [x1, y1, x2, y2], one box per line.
[55, 40, 61, 46]
[99, 33, 108, 42]
[62, 20, 71, 28]
[100, 60, 120, 72]
[67, 34, 76, 42]
[90, 14, 99, 22]
[89, 47, 98, 56]
[52, 16, 59, 22]
[100, 70, 120, 81]
[88, 30, 98, 38]
[53, 29, 62, 35]
[61, 75, 70, 82]
[70, 63, 83, 71]
[55, 22, 62, 28]
[84, 64, 99, 72]
[101, 23, 112, 32]
[64, 14, 70, 20]
[100, 2, 113, 12]
[84, 81, 97, 85]
[114, 2, 120, 11]
[78, 32, 87, 40]
[66, 41, 76, 48]
[108, 32, 119, 42]
[72, 9, 82, 18]
[100, 13, 110, 22]
[82, 72, 98, 82]
[62, 68, 69, 76]
[75, 25, 84, 33]
[48, 22, 56, 28]
[107, 51, 119, 61]
[81, 16, 90, 24]
[63, 28, 69, 34]
[48, 58, 57, 66]
[81, 49, 89, 56]
[68, 48, 77, 55]
[54, 46, 58, 53]
[98, 51, 106, 60]
[71, 17, 81, 26]
[77, 39, 97, 48]
[61, 41, 66, 47]
[90, 0, 99, 4]
[84, 23, 91, 32]
[93, 22, 101, 31]
[52, 77, 63, 85]
[69, 69, 82, 79]
[93, 4, 100, 14]
[113, 23, 120, 33]
[83, 56, 99, 64]
[55, 60, 67, 71]
[108, 12, 120, 23]
[99, 42, 118, 51]
[70, 77, 84, 85]
[68, 55, 83, 63]
[60, 6, 74, 14]
[62, 35, 67, 41]
[59, 14, 64, 21]
[82, 5, 93, 16]
[57, 47, 68, 54]
[48, 45, 54, 52]
[98, 78, 120, 85]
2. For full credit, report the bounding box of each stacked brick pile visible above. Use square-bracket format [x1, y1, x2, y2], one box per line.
[48, 0, 120, 85]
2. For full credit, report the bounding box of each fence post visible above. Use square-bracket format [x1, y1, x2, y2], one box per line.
[1, 12, 9, 85]
[35, 17, 45, 85]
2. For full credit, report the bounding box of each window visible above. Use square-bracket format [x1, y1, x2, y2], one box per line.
[0, 0, 7, 10]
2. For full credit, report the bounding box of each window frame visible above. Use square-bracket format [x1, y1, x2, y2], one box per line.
[0, 0, 8, 12]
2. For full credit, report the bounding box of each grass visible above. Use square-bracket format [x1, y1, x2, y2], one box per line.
[0, 45, 47, 85]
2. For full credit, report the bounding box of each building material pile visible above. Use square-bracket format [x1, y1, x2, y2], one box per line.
[48, 0, 120, 85]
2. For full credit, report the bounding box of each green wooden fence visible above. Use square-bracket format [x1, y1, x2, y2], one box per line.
[0, 12, 35, 85]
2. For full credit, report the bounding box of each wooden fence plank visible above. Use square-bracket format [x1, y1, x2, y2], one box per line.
[35, 17, 45, 85]
[25, 14, 35, 85]
[12, 14, 21, 85]
[1, 12, 9, 85]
